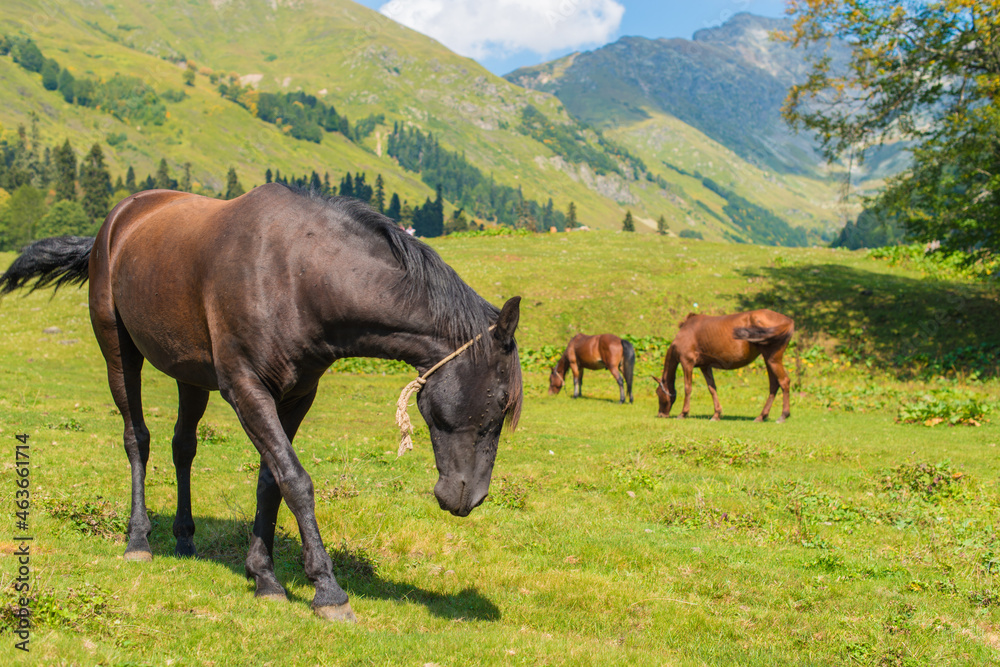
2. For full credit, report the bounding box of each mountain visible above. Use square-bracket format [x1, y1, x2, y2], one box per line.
[0, 3, 860, 242]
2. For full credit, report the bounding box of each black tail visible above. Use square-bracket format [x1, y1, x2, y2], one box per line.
[0, 236, 95, 296]
[733, 325, 786, 344]
[621, 339, 635, 403]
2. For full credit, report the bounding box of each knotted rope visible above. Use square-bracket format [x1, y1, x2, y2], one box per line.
[395, 326, 495, 457]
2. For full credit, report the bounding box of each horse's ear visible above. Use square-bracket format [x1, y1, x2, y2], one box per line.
[494, 296, 520, 344]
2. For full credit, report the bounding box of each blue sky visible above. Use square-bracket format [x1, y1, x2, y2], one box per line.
[351, 0, 790, 74]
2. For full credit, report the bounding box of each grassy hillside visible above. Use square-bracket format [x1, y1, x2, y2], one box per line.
[1, 0, 853, 239]
[1, 235, 999, 664]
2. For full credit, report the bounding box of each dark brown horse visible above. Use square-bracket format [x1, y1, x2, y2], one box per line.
[549, 333, 635, 404]
[0, 184, 523, 622]
[652, 310, 793, 422]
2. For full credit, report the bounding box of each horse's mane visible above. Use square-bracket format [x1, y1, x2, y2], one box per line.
[282, 185, 496, 343]
[280, 185, 522, 428]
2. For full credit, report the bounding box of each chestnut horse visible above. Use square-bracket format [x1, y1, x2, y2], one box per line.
[652, 310, 794, 421]
[549, 333, 635, 404]
[0, 184, 523, 622]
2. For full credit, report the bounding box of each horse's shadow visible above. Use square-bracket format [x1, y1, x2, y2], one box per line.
[145, 510, 500, 621]
[734, 262, 1000, 378]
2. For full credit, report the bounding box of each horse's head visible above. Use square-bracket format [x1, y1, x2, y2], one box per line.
[651, 375, 673, 417]
[417, 297, 522, 517]
[548, 366, 564, 395]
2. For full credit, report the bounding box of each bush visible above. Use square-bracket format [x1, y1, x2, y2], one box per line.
[896, 389, 991, 426]
[36, 200, 93, 237]
[678, 229, 704, 240]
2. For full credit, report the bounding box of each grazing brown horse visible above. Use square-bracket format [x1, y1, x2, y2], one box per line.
[549, 333, 635, 404]
[0, 184, 523, 623]
[652, 310, 794, 422]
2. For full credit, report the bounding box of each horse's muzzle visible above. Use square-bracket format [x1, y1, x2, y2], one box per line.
[434, 476, 488, 517]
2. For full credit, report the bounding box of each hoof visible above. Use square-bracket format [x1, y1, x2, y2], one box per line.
[777, 416, 788, 424]
[710, 415, 721, 422]
[175, 544, 198, 558]
[123, 550, 153, 562]
[314, 602, 357, 623]
[754, 416, 766, 423]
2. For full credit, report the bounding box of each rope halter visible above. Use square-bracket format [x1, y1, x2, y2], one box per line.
[395, 326, 495, 457]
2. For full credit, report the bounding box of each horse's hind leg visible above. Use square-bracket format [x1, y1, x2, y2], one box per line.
[701, 368, 722, 421]
[757, 365, 779, 422]
[246, 389, 317, 602]
[172, 382, 209, 557]
[609, 367, 626, 404]
[765, 355, 792, 423]
[96, 316, 153, 561]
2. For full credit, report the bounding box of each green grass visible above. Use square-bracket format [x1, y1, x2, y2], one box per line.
[1, 234, 999, 665]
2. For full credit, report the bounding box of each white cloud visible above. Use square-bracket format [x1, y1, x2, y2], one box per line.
[378, 0, 625, 59]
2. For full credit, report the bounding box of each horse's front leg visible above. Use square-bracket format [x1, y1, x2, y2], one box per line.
[700, 368, 722, 421]
[571, 362, 582, 398]
[680, 362, 695, 418]
[222, 377, 353, 622]
[245, 390, 319, 602]
[172, 382, 210, 557]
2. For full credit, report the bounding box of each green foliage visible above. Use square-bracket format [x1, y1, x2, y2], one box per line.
[783, 1, 1000, 255]
[0, 184, 46, 250]
[224, 166, 244, 200]
[10, 36, 43, 72]
[160, 87, 187, 103]
[45, 498, 128, 540]
[41, 57, 60, 90]
[678, 229, 703, 240]
[79, 143, 111, 222]
[832, 208, 906, 250]
[877, 461, 965, 502]
[702, 177, 808, 246]
[867, 243, 1000, 280]
[621, 210, 635, 232]
[387, 124, 566, 229]
[656, 214, 668, 235]
[36, 200, 94, 238]
[352, 113, 385, 142]
[896, 389, 991, 426]
[517, 104, 621, 175]
[1, 584, 115, 636]
[4, 37, 166, 125]
[486, 475, 529, 510]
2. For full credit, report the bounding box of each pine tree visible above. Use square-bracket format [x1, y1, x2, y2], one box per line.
[180, 162, 192, 192]
[339, 172, 354, 198]
[224, 167, 244, 200]
[374, 174, 385, 213]
[53, 139, 76, 202]
[264, 168, 272, 184]
[41, 58, 59, 91]
[125, 166, 136, 193]
[400, 200, 413, 227]
[656, 214, 668, 235]
[622, 210, 635, 232]
[154, 159, 172, 189]
[565, 201, 578, 230]
[57, 68, 75, 103]
[79, 143, 111, 223]
[386, 192, 401, 222]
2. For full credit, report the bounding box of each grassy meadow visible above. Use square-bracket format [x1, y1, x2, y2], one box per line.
[1, 231, 999, 665]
